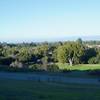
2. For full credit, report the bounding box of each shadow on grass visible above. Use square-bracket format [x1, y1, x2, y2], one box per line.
[0, 65, 100, 79]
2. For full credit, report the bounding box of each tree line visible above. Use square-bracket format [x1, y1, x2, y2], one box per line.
[0, 39, 100, 71]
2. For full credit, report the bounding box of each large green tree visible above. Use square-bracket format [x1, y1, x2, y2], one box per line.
[57, 46, 67, 63]
[57, 42, 85, 66]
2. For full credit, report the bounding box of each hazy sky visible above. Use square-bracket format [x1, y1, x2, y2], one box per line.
[0, 0, 100, 42]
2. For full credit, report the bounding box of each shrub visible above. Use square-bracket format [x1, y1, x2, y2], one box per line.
[29, 64, 43, 70]
[0, 57, 14, 65]
[47, 64, 59, 72]
[88, 57, 98, 64]
[10, 61, 23, 68]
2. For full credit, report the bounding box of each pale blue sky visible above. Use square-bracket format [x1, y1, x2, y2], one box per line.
[0, 0, 100, 42]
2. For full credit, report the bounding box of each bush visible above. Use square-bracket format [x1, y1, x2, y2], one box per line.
[0, 66, 28, 72]
[47, 64, 59, 72]
[10, 61, 24, 68]
[88, 57, 98, 64]
[0, 57, 15, 65]
[29, 64, 43, 70]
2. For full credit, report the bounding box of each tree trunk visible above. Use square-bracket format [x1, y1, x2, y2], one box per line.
[68, 58, 73, 66]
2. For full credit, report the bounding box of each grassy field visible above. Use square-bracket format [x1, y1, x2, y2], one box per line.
[57, 63, 100, 71]
[0, 64, 100, 72]
[0, 64, 100, 79]
[0, 79, 100, 100]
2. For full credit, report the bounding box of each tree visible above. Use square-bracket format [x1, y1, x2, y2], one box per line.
[82, 48, 97, 63]
[65, 43, 83, 66]
[0, 45, 3, 56]
[57, 42, 85, 66]
[16, 48, 32, 63]
[76, 38, 83, 44]
[57, 46, 67, 63]
[41, 56, 48, 70]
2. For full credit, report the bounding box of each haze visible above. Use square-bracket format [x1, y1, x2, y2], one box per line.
[0, 0, 100, 42]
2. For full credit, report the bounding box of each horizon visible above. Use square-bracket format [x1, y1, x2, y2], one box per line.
[0, 34, 100, 43]
[0, 0, 100, 42]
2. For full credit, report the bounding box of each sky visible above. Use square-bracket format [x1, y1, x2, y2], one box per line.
[0, 0, 100, 42]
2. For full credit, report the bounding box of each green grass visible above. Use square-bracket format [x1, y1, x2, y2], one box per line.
[57, 63, 100, 71]
[0, 79, 100, 100]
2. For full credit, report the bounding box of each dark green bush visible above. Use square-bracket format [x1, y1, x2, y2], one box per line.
[88, 57, 98, 64]
[47, 64, 59, 72]
[0, 57, 15, 65]
[29, 64, 43, 70]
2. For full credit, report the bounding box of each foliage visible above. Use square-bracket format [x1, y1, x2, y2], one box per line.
[0, 40, 100, 71]
[82, 48, 97, 63]
[57, 42, 85, 65]
[57, 46, 68, 63]
[88, 57, 98, 64]
[10, 60, 24, 68]
[76, 38, 83, 44]
[0, 57, 14, 65]
[29, 64, 42, 70]
[47, 64, 59, 72]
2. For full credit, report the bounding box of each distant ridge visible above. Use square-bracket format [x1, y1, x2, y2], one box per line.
[0, 34, 100, 43]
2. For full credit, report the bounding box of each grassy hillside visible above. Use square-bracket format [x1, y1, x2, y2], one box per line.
[0, 79, 100, 100]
